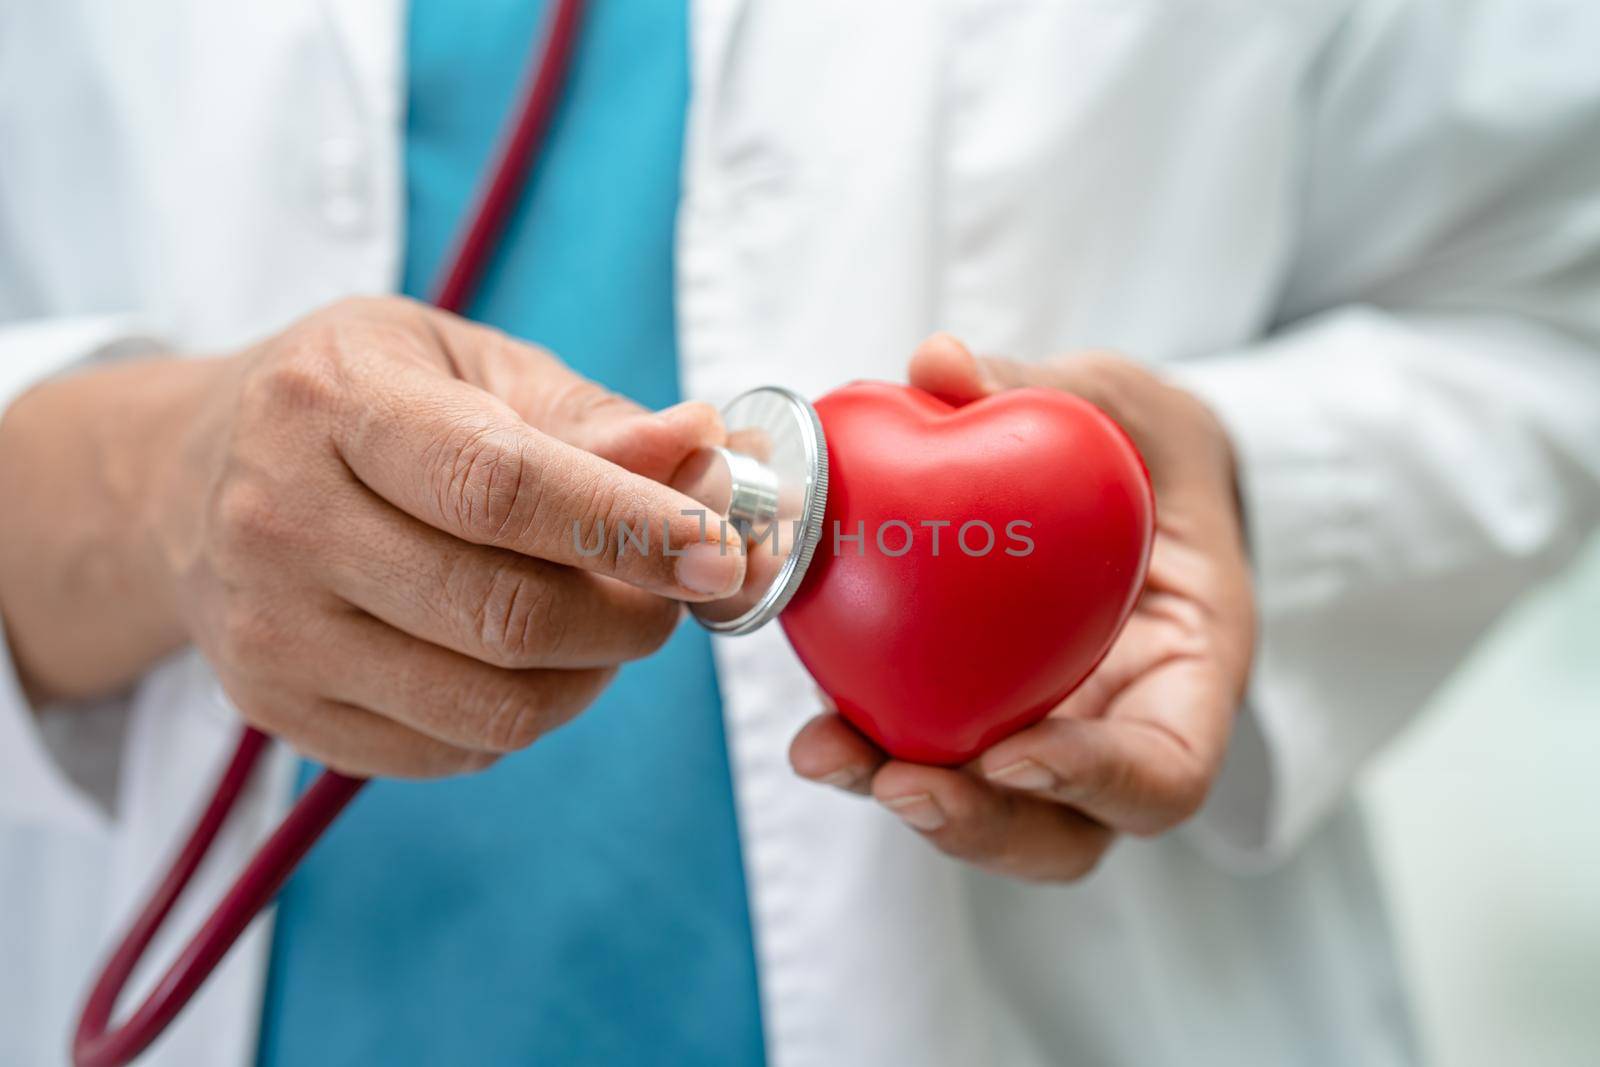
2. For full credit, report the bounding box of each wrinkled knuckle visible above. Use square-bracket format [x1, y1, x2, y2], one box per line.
[580, 478, 630, 564]
[475, 565, 563, 667]
[479, 689, 547, 753]
[442, 428, 539, 544]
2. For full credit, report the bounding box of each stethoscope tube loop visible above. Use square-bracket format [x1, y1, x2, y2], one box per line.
[74, 733, 363, 1067]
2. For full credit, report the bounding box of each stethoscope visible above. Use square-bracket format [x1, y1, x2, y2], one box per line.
[71, 2, 831, 1062]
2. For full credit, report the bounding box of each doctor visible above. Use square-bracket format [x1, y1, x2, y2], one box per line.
[3, 1, 1600, 1065]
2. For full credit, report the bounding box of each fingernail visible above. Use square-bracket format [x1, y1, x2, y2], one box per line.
[676, 541, 743, 597]
[883, 793, 946, 832]
[818, 767, 863, 791]
[986, 759, 1056, 792]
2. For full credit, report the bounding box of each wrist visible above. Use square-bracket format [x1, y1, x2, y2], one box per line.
[0, 354, 235, 702]
[133, 354, 244, 620]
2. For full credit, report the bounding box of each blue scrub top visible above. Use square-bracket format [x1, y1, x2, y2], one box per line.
[256, 2, 766, 1063]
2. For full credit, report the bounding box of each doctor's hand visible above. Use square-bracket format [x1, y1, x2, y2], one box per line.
[788, 334, 1254, 882]
[0, 297, 742, 777]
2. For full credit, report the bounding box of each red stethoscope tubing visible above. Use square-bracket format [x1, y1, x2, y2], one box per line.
[71, 2, 589, 1064]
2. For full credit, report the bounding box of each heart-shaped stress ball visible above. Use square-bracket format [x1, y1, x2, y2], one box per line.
[779, 381, 1155, 766]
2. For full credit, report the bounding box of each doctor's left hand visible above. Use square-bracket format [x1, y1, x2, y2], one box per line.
[789, 335, 1256, 882]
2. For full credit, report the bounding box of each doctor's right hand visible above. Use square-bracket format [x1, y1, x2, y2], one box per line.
[0, 297, 743, 777]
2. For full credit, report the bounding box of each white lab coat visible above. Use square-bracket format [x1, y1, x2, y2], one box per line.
[4, 1, 1599, 1064]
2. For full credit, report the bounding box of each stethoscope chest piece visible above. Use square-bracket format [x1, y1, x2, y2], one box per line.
[672, 387, 829, 636]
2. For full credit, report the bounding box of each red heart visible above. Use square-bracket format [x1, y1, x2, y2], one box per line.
[780, 381, 1154, 766]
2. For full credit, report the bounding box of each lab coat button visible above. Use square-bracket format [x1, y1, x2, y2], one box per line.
[317, 137, 372, 236]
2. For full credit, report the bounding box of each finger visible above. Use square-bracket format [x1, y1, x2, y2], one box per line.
[788, 712, 888, 795]
[907, 331, 1052, 404]
[594, 400, 725, 483]
[333, 361, 745, 601]
[977, 666, 1228, 835]
[425, 312, 727, 482]
[905, 333, 995, 405]
[320, 486, 681, 668]
[254, 695, 499, 780]
[547, 396, 725, 485]
[307, 611, 615, 753]
[872, 761, 1114, 882]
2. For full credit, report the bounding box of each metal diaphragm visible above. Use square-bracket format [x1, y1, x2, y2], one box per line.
[671, 386, 829, 636]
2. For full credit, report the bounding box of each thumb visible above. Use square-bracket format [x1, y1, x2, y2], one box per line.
[907, 333, 991, 405]
[907, 333, 1037, 405]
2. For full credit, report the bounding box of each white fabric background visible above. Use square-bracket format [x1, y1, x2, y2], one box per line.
[1364, 534, 1600, 1066]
